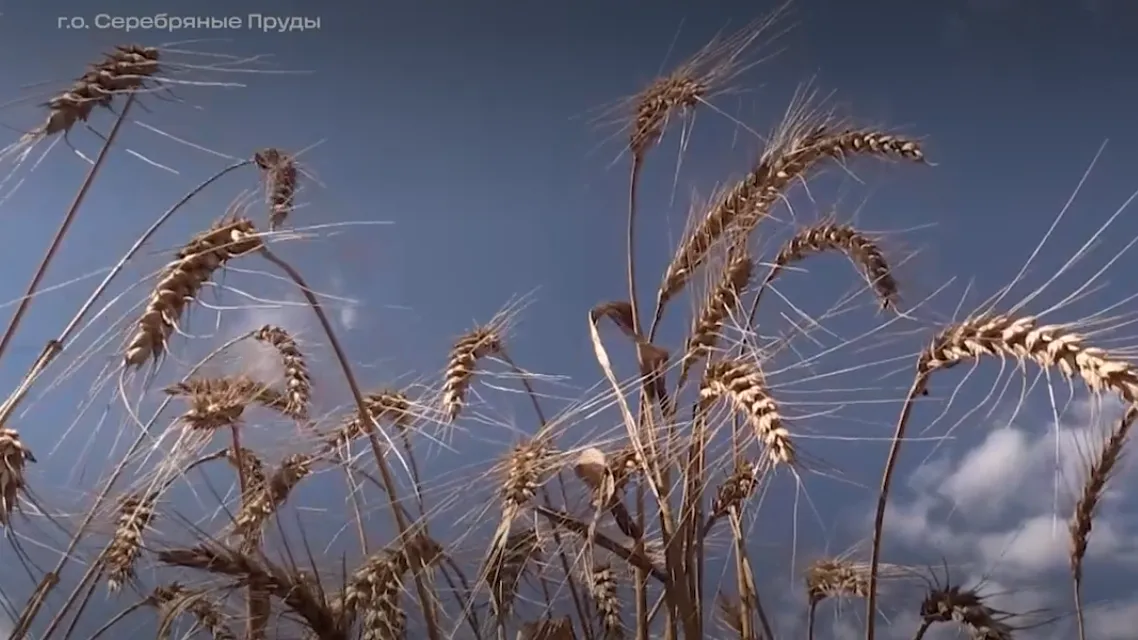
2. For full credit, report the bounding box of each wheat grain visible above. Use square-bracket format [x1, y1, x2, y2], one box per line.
[151, 583, 236, 640]
[254, 148, 298, 231]
[921, 314, 1138, 401]
[659, 125, 924, 311]
[105, 492, 156, 593]
[234, 454, 313, 544]
[682, 252, 753, 379]
[487, 527, 541, 622]
[442, 325, 503, 422]
[0, 428, 33, 526]
[41, 45, 160, 138]
[343, 534, 443, 640]
[700, 361, 794, 465]
[768, 221, 898, 309]
[125, 216, 262, 367]
[253, 325, 311, 419]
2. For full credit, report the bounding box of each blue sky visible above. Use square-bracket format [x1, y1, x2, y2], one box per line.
[1, 0, 1137, 638]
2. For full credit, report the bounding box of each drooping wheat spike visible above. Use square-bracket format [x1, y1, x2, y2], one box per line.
[343, 534, 443, 640]
[709, 460, 760, 522]
[151, 583, 237, 640]
[254, 148, 298, 231]
[805, 558, 870, 604]
[682, 251, 753, 380]
[125, 216, 262, 367]
[39, 45, 160, 138]
[487, 527, 541, 622]
[234, 454, 313, 544]
[659, 123, 924, 312]
[324, 389, 412, 451]
[166, 376, 284, 431]
[767, 221, 898, 309]
[1069, 406, 1137, 635]
[253, 325, 311, 419]
[920, 585, 1015, 640]
[517, 616, 575, 640]
[441, 324, 503, 422]
[587, 564, 624, 639]
[105, 492, 157, 592]
[0, 428, 34, 526]
[701, 361, 795, 465]
[920, 315, 1138, 402]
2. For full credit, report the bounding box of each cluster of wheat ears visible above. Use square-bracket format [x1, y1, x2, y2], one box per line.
[0, 12, 1132, 640]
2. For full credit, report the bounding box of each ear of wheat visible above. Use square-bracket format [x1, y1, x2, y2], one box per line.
[769, 222, 898, 309]
[41, 45, 160, 138]
[343, 535, 443, 640]
[105, 493, 157, 592]
[253, 325, 311, 419]
[253, 148, 298, 231]
[700, 360, 794, 465]
[0, 428, 34, 526]
[125, 217, 262, 367]
[442, 325, 503, 422]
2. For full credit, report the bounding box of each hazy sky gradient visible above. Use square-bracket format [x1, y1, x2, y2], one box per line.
[0, 0, 1137, 638]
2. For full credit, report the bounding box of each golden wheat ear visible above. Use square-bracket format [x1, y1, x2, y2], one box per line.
[254, 148, 298, 231]
[40, 45, 160, 138]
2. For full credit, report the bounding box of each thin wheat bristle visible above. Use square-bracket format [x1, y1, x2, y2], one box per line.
[805, 558, 870, 604]
[682, 251, 753, 378]
[41, 45, 160, 137]
[1070, 407, 1137, 584]
[710, 460, 760, 520]
[587, 564, 624, 639]
[125, 217, 262, 368]
[920, 585, 1014, 640]
[659, 125, 924, 309]
[343, 534, 443, 640]
[770, 221, 898, 309]
[253, 148, 298, 231]
[167, 376, 284, 431]
[253, 324, 311, 419]
[442, 325, 503, 422]
[921, 314, 1138, 402]
[151, 583, 237, 640]
[105, 493, 157, 593]
[233, 454, 313, 544]
[0, 428, 34, 526]
[487, 527, 541, 621]
[701, 361, 795, 465]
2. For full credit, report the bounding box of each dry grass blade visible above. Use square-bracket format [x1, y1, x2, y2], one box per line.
[701, 361, 794, 465]
[767, 221, 898, 309]
[104, 492, 156, 592]
[39, 45, 160, 138]
[343, 534, 444, 640]
[0, 428, 34, 526]
[253, 324, 311, 419]
[575, 447, 641, 539]
[254, 148, 299, 231]
[125, 216, 262, 367]
[591, 301, 639, 340]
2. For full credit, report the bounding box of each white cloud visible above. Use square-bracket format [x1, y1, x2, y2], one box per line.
[1089, 597, 1138, 639]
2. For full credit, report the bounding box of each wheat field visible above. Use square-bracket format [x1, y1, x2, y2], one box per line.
[0, 6, 1135, 640]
